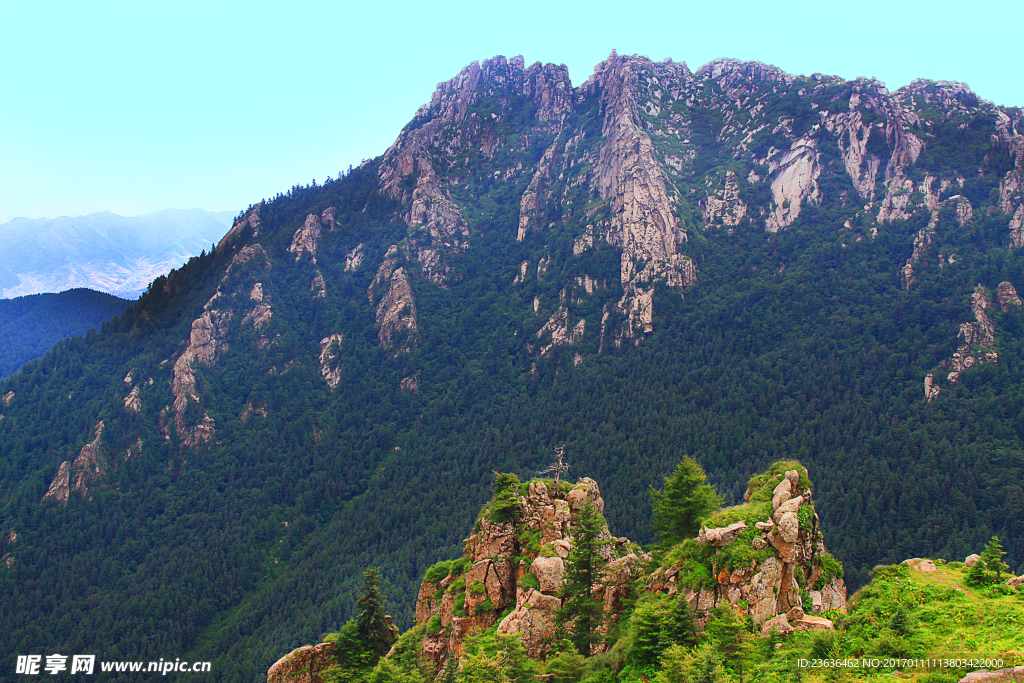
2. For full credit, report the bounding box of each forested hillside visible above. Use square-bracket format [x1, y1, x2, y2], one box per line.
[2, 52, 1024, 682]
[0, 289, 131, 379]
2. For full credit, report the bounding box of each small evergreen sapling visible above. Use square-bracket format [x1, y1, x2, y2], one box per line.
[967, 536, 1010, 586]
[650, 456, 723, 548]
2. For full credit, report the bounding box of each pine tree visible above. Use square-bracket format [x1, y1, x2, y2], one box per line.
[557, 502, 609, 656]
[662, 594, 699, 649]
[357, 567, 396, 657]
[650, 456, 723, 547]
[968, 536, 1010, 586]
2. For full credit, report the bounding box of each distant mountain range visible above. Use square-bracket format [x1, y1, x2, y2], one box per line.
[0, 208, 234, 299]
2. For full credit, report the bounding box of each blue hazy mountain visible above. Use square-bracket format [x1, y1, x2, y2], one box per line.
[0, 208, 234, 299]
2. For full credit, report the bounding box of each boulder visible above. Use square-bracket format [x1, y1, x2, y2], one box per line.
[819, 578, 847, 611]
[902, 558, 937, 573]
[965, 553, 981, 568]
[566, 478, 604, 514]
[773, 496, 803, 523]
[778, 512, 799, 543]
[808, 590, 823, 613]
[697, 521, 748, 547]
[465, 519, 516, 562]
[550, 538, 571, 558]
[958, 665, 1024, 683]
[1005, 575, 1024, 589]
[531, 556, 565, 594]
[772, 478, 793, 510]
[752, 537, 768, 550]
[767, 527, 797, 562]
[755, 520, 775, 531]
[792, 615, 834, 631]
[267, 642, 338, 683]
[486, 560, 514, 609]
[760, 613, 793, 636]
[497, 589, 561, 658]
[747, 557, 782, 625]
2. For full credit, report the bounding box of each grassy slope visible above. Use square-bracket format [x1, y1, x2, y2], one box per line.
[754, 561, 1024, 683]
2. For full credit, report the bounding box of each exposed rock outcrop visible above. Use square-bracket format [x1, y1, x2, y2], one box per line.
[42, 422, 106, 505]
[997, 281, 1022, 311]
[942, 284, 998, 383]
[369, 259, 418, 354]
[765, 137, 820, 232]
[318, 334, 344, 389]
[124, 386, 141, 413]
[414, 477, 645, 664]
[586, 53, 697, 336]
[648, 464, 846, 630]
[535, 306, 586, 357]
[216, 205, 261, 253]
[171, 308, 231, 442]
[288, 213, 321, 261]
[266, 642, 338, 683]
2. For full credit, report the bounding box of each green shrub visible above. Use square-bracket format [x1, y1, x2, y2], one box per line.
[449, 557, 470, 577]
[744, 460, 810, 502]
[476, 598, 494, 612]
[797, 504, 814, 532]
[423, 560, 452, 584]
[544, 651, 586, 683]
[813, 551, 845, 589]
[678, 558, 716, 592]
[468, 581, 486, 595]
[426, 615, 443, 635]
[448, 576, 465, 595]
[518, 573, 541, 591]
[487, 472, 522, 523]
[809, 630, 846, 660]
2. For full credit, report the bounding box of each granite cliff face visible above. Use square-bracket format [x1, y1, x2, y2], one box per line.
[414, 477, 644, 665]
[372, 51, 1023, 348]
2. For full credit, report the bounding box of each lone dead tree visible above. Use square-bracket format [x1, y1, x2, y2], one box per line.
[539, 445, 570, 494]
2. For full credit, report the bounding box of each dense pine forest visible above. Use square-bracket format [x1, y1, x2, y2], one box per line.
[2, 53, 1024, 681]
[0, 289, 131, 379]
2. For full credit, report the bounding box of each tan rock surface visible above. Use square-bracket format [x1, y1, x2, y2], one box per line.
[531, 556, 564, 594]
[266, 642, 338, 683]
[288, 213, 321, 261]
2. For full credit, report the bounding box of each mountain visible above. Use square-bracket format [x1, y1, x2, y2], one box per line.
[0, 289, 132, 379]
[0, 208, 234, 299]
[2, 51, 1024, 682]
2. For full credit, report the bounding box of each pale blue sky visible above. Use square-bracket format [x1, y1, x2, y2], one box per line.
[2, 0, 1020, 222]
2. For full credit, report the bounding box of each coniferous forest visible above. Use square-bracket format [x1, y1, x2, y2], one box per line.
[0, 289, 131, 380]
[2, 53, 1024, 681]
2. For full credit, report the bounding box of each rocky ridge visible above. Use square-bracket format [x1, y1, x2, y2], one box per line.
[648, 462, 846, 635]
[42, 421, 107, 505]
[415, 476, 642, 664]
[267, 462, 847, 680]
[370, 51, 1023, 353]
